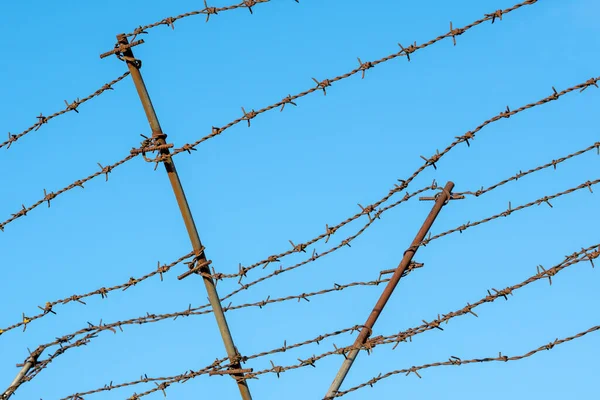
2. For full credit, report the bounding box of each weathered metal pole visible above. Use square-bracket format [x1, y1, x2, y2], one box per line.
[324, 181, 455, 398]
[112, 34, 253, 400]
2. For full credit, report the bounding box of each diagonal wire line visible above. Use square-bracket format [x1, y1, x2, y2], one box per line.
[1, 72, 130, 151]
[1, 1, 588, 234]
[147, 0, 542, 163]
[121, 0, 300, 40]
[92, 243, 597, 400]
[7, 134, 595, 339]
[0, 252, 194, 336]
[14, 177, 598, 393]
[335, 324, 600, 397]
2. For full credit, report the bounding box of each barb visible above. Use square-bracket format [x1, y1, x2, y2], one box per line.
[121, 0, 300, 40]
[0, 252, 194, 337]
[336, 324, 600, 397]
[145, 0, 541, 164]
[422, 178, 600, 246]
[1, 72, 130, 150]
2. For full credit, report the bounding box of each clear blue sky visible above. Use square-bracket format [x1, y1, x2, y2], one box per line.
[1, 0, 599, 399]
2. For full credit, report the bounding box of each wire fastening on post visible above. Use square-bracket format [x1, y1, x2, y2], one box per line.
[110, 34, 254, 400]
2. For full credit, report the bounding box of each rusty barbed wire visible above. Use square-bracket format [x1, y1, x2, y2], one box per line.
[193, 74, 600, 284]
[421, 178, 600, 246]
[212, 176, 599, 303]
[375, 245, 599, 348]
[6, 125, 590, 338]
[17, 269, 425, 392]
[0, 251, 194, 337]
[4, 5, 594, 235]
[54, 243, 599, 400]
[0, 131, 178, 231]
[11, 176, 598, 395]
[124, 322, 600, 400]
[5, 182, 434, 395]
[223, 138, 599, 286]
[228, 245, 600, 383]
[454, 142, 600, 198]
[144, 0, 541, 165]
[1, 72, 130, 151]
[121, 0, 299, 40]
[0, 153, 138, 232]
[195, 185, 434, 283]
[336, 323, 600, 397]
[60, 326, 361, 399]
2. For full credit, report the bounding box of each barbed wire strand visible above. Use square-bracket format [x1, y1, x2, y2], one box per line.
[115, 244, 599, 399]
[7, 134, 594, 341]
[421, 178, 599, 246]
[215, 177, 599, 308]
[0, 251, 194, 337]
[54, 244, 600, 400]
[17, 176, 598, 395]
[335, 324, 600, 397]
[226, 245, 600, 383]
[123, 0, 300, 40]
[26, 271, 421, 385]
[4, 3, 594, 235]
[59, 326, 360, 399]
[1, 72, 130, 151]
[455, 142, 600, 198]
[148, 0, 542, 164]
[0, 153, 140, 232]
[220, 138, 600, 283]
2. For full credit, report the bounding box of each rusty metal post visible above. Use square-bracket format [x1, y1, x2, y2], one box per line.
[112, 34, 253, 400]
[324, 181, 455, 398]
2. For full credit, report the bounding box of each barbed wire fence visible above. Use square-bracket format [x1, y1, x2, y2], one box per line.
[1, 0, 598, 399]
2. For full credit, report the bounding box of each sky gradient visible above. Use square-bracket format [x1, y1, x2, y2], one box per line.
[1, 1, 599, 399]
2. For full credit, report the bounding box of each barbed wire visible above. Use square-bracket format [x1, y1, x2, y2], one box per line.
[10, 174, 598, 397]
[421, 178, 599, 246]
[59, 325, 359, 399]
[1, 72, 130, 151]
[0, 251, 194, 337]
[217, 138, 599, 284]
[227, 244, 600, 383]
[0, 153, 140, 232]
[19, 268, 426, 391]
[211, 176, 599, 310]
[6, 134, 593, 342]
[4, 4, 595, 235]
[455, 142, 600, 198]
[336, 323, 600, 397]
[145, 0, 541, 165]
[107, 244, 598, 400]
[121, 0, 299, 40]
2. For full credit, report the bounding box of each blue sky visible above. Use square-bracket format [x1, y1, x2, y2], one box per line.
[1, 0, 599, 399]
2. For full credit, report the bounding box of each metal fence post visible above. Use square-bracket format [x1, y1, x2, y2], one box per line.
[111, 34, 253, 400]
[324, 181, 455, 398]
